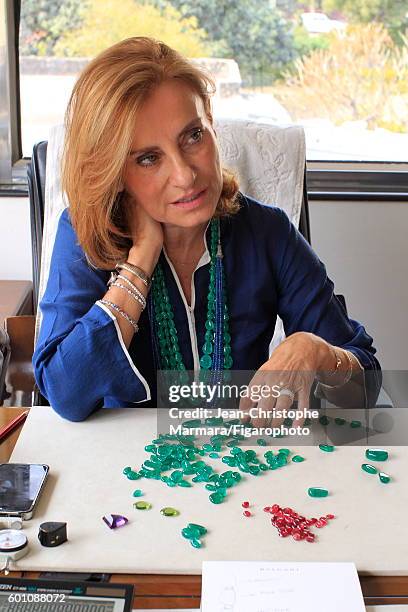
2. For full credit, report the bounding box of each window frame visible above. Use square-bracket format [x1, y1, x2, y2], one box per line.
[1, 0, 408, 201]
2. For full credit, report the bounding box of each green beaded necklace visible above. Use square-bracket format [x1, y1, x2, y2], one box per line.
[152, 218, 233, 371]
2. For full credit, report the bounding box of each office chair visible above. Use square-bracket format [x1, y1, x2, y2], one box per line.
[10, 120, 314, 406]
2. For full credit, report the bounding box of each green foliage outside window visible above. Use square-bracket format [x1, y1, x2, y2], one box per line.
[20, 0, 86, 55]
[53, 0, 211, 58]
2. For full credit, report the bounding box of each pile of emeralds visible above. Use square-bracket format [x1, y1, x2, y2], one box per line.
[123, 418, 305, 505]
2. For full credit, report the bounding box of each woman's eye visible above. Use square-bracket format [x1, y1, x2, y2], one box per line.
[187, 128, 203, 144]
[137, 153, 158, 167]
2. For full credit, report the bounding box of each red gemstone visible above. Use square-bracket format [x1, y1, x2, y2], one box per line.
[263, 506, 271, 513]
[306, 534, 315, 542]
[309, 517, 317, 524]
[242, 501, 250, 508]
[326, 514, 335, 520]
[315, 520, 325, 528]
[318, 517, 328, 526]
[279, 529, 289, 537]
[243, 510, 251, 517]
[292, 532, 302, 541]
[283, 507, 293, 514]
[271, 504, 280, 514]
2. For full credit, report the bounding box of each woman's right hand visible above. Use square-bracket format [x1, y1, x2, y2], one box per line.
[126, 196, 163, 270]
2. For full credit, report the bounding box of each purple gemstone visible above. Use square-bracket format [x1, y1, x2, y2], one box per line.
[102, 514, 128, 529]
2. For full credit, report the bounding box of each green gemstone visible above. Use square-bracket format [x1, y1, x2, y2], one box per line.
[202, 341, 213, 355]
[379, 471, 391, 484]
[181, 527, 195, 539]
[249, 465, 260, 475]
[190, 538, 202, 548]
[209, 452, 219, 458]
[308, 487, 329, 498]
[278, 448, 290, 456]
[292, 455, 305, 462]
[188, 523, 207, 535]
[205, 416, 224, 426]
[160, 506, 180, 516]
[350, 420, 362, 428]
[127, 471, 140, 480]
[244, 450, 257, 461]
[257, 439, 267, 446]
[209, 492, 225, 504]
[362, 463, 378, 474]
[133, 501, 152, 510]
[132, 489, 143, 497]
[170, 470, 184, 483]
[178, 480, 192, 487]
[365, 448, 389, 462]
[182, 419, 202, 428]
[319, 444, 335, 452]
[200, 354, 213, 369]
[144, 444, 156, 452]
[122, 466, 132, 475]
[334, 417, 346, 426]
[205, 484, 217, 491]
[222, 456, 237, 467]
[224, 355, 233, 369]
[319, 415, 330, 426]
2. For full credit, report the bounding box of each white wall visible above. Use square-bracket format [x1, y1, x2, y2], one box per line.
[0, 197, 32, 280]
[309, 200, 408, 370]
[0, 196, 407, 369]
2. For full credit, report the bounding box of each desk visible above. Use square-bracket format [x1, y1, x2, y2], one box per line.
[1, 407, 408, 610]
[0, 281, 33, 323]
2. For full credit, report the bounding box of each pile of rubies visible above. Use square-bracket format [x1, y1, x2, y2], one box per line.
[264, 504, 335, 542]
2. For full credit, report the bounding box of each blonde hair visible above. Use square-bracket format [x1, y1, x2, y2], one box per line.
[62, 36, 240, 269]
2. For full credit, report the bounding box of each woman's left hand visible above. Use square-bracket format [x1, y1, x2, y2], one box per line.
[239, 331, 335, 429]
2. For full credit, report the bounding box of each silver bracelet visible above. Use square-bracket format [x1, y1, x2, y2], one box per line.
[111, 281, 146, 310]
[109, 272, 146, 303]
[116, 262, 151, 287]
[99, 299, 139, 333]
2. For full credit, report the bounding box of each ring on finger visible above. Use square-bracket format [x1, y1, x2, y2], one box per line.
[279, 388, 295, 401]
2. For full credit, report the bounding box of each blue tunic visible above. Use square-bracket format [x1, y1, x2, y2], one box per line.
[33, 194, 381, 420]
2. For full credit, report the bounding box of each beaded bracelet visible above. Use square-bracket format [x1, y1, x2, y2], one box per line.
[109, 272, 147, 306]
[116, 262, 151, 288]
[99, 299, 139, 333]
[111, 281, 146, 310]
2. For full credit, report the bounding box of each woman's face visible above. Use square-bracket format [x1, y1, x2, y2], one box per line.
[123, 80, 223, 229]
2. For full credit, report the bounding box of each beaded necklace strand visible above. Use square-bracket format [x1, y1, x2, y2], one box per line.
[151, 218, 232, 372]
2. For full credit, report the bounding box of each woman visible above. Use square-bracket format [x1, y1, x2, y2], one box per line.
[33, 37, 381, 422]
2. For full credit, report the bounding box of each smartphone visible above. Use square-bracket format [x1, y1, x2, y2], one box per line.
[0, 463, 49, 520]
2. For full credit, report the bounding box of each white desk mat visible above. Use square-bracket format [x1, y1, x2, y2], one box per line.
[8, 406, 408, 575]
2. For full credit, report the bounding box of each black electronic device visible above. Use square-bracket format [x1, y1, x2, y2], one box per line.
[0, 463, 49, 520]
[0, 577, 133, 611]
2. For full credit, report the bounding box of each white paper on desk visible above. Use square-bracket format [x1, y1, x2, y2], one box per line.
[201, 561, 365, 612]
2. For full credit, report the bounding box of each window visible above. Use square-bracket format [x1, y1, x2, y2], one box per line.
[18, 0, 408, 163]
[1, 0, 408, 196]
